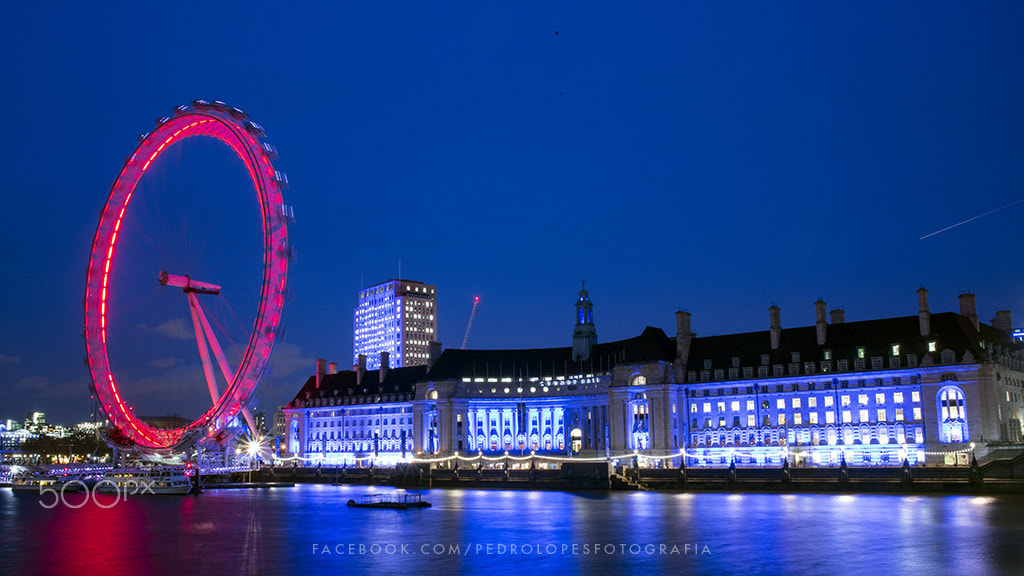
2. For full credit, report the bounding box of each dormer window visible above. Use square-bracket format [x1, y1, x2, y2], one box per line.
[731, 356, 740, 368]
[791, 352, 800, 363]
[823, 349, 832, 360]
[928, 341, 937, 352]
[631, 375, 647, 386]
[761, 354, 770, 366]
[857, 347, 866, 359]
[703, 359, 712, 370]
[892, 344, 901, 356]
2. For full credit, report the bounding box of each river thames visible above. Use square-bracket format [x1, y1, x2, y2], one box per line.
[3, 486, 1024, 575]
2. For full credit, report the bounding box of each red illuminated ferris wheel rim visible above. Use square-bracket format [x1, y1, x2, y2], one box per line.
[83, 101, 289, 451]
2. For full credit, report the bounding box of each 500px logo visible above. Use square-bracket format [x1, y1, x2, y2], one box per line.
[38, 480, 156, 509]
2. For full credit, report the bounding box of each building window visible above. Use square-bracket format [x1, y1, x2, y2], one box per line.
[747, 415, 756, 427]
[857, 347, 866, 359]
[877, 409, 887, 422]
[631, 375, 647, 386]
[717, 402, 726, 412]
[937, 386, 969, 443]
[703, 403, 711, 413]
[892, 344, 900, 356]
[843, 411, 853, 424]
[824, 349, 832, 360]
[826, 412, 835, 424]
[731, 401, 740, 411]
[776, 399, 785, 409]
[746, 400, 755, 411]
[876, 393, 886, 404]
[894, 392, 904, 403]
[912, 391, 921, 403]
[793, 413, 802, 426]
[895, 408, 904, 421]
[778, 414, 787, 426]
[913, 407, 921, 420]
[859, 409, 870, 423]
[928, 341, 937, 352]
[792, 398, 801, 409]
[858, 394, 868, 405]
[809, 412, 818, 424]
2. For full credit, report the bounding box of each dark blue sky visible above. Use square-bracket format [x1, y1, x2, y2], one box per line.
[3, 2, 1024, 425]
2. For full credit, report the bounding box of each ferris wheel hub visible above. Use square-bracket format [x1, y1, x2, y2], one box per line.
[158, 271, 222, 295]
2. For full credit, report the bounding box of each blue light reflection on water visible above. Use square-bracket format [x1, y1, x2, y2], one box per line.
[2, 486, 1023, 576]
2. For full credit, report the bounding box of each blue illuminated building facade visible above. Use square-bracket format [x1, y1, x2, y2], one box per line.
[284, 353, 421, 466]
[286, 286, 1024, 467]
[353, 279, 437, 370]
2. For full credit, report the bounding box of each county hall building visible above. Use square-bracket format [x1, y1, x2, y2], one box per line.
[283, 285, 1024, 468]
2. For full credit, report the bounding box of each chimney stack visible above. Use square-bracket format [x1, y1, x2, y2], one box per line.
[917, 287, 931, 337]
[815, 300, 828, 346]
[675, 311, 693, 367]
[994, 309, 1013, 336]
[315, 358, 326, 389]
[379, 351, 390, 384]
[327, 362, 337, 375]
[769, 306, 781, 350]
[356, 354, 366, 385]
[830, 308, 845, 324]
[959, 293, 979, 331]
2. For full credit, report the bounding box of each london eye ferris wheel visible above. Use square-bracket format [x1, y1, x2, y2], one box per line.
[83, 100, 292, 452]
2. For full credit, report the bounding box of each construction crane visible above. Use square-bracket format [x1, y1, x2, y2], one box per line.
[461, 296, 480, 350]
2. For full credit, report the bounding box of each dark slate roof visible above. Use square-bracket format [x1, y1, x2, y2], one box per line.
[424, 326, 675, 381]
[288, 365, 427, 406]
[683, 312, 1022, 372]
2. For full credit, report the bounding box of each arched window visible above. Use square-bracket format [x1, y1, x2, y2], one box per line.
[937, 386, 969, 443]
[631, 374, 647, 386]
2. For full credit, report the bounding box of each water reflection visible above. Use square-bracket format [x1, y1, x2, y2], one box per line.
[2, 487, 1023, 576]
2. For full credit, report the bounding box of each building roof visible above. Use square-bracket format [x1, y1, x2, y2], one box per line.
[683, 312, 1022, 373]
[424, 326, 675, 381]
[288, 365, 428, 407]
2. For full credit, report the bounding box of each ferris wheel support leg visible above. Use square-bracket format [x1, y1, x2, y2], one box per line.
[188, 292, 222, 405]
[191, 296, 259, 438]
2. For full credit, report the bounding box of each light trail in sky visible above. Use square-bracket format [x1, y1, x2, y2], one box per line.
[919, 198, 1024, 240]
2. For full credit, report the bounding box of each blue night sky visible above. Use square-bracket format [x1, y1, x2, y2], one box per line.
[2, 2, 1023, 425]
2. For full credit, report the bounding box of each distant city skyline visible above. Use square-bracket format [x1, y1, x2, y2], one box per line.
[3, 3, 1024, 426]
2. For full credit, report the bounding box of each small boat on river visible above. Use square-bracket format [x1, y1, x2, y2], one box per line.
[347, 493, 431, 509]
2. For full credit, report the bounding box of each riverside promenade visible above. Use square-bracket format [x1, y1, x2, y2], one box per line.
[237, 453, 1024, 494]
